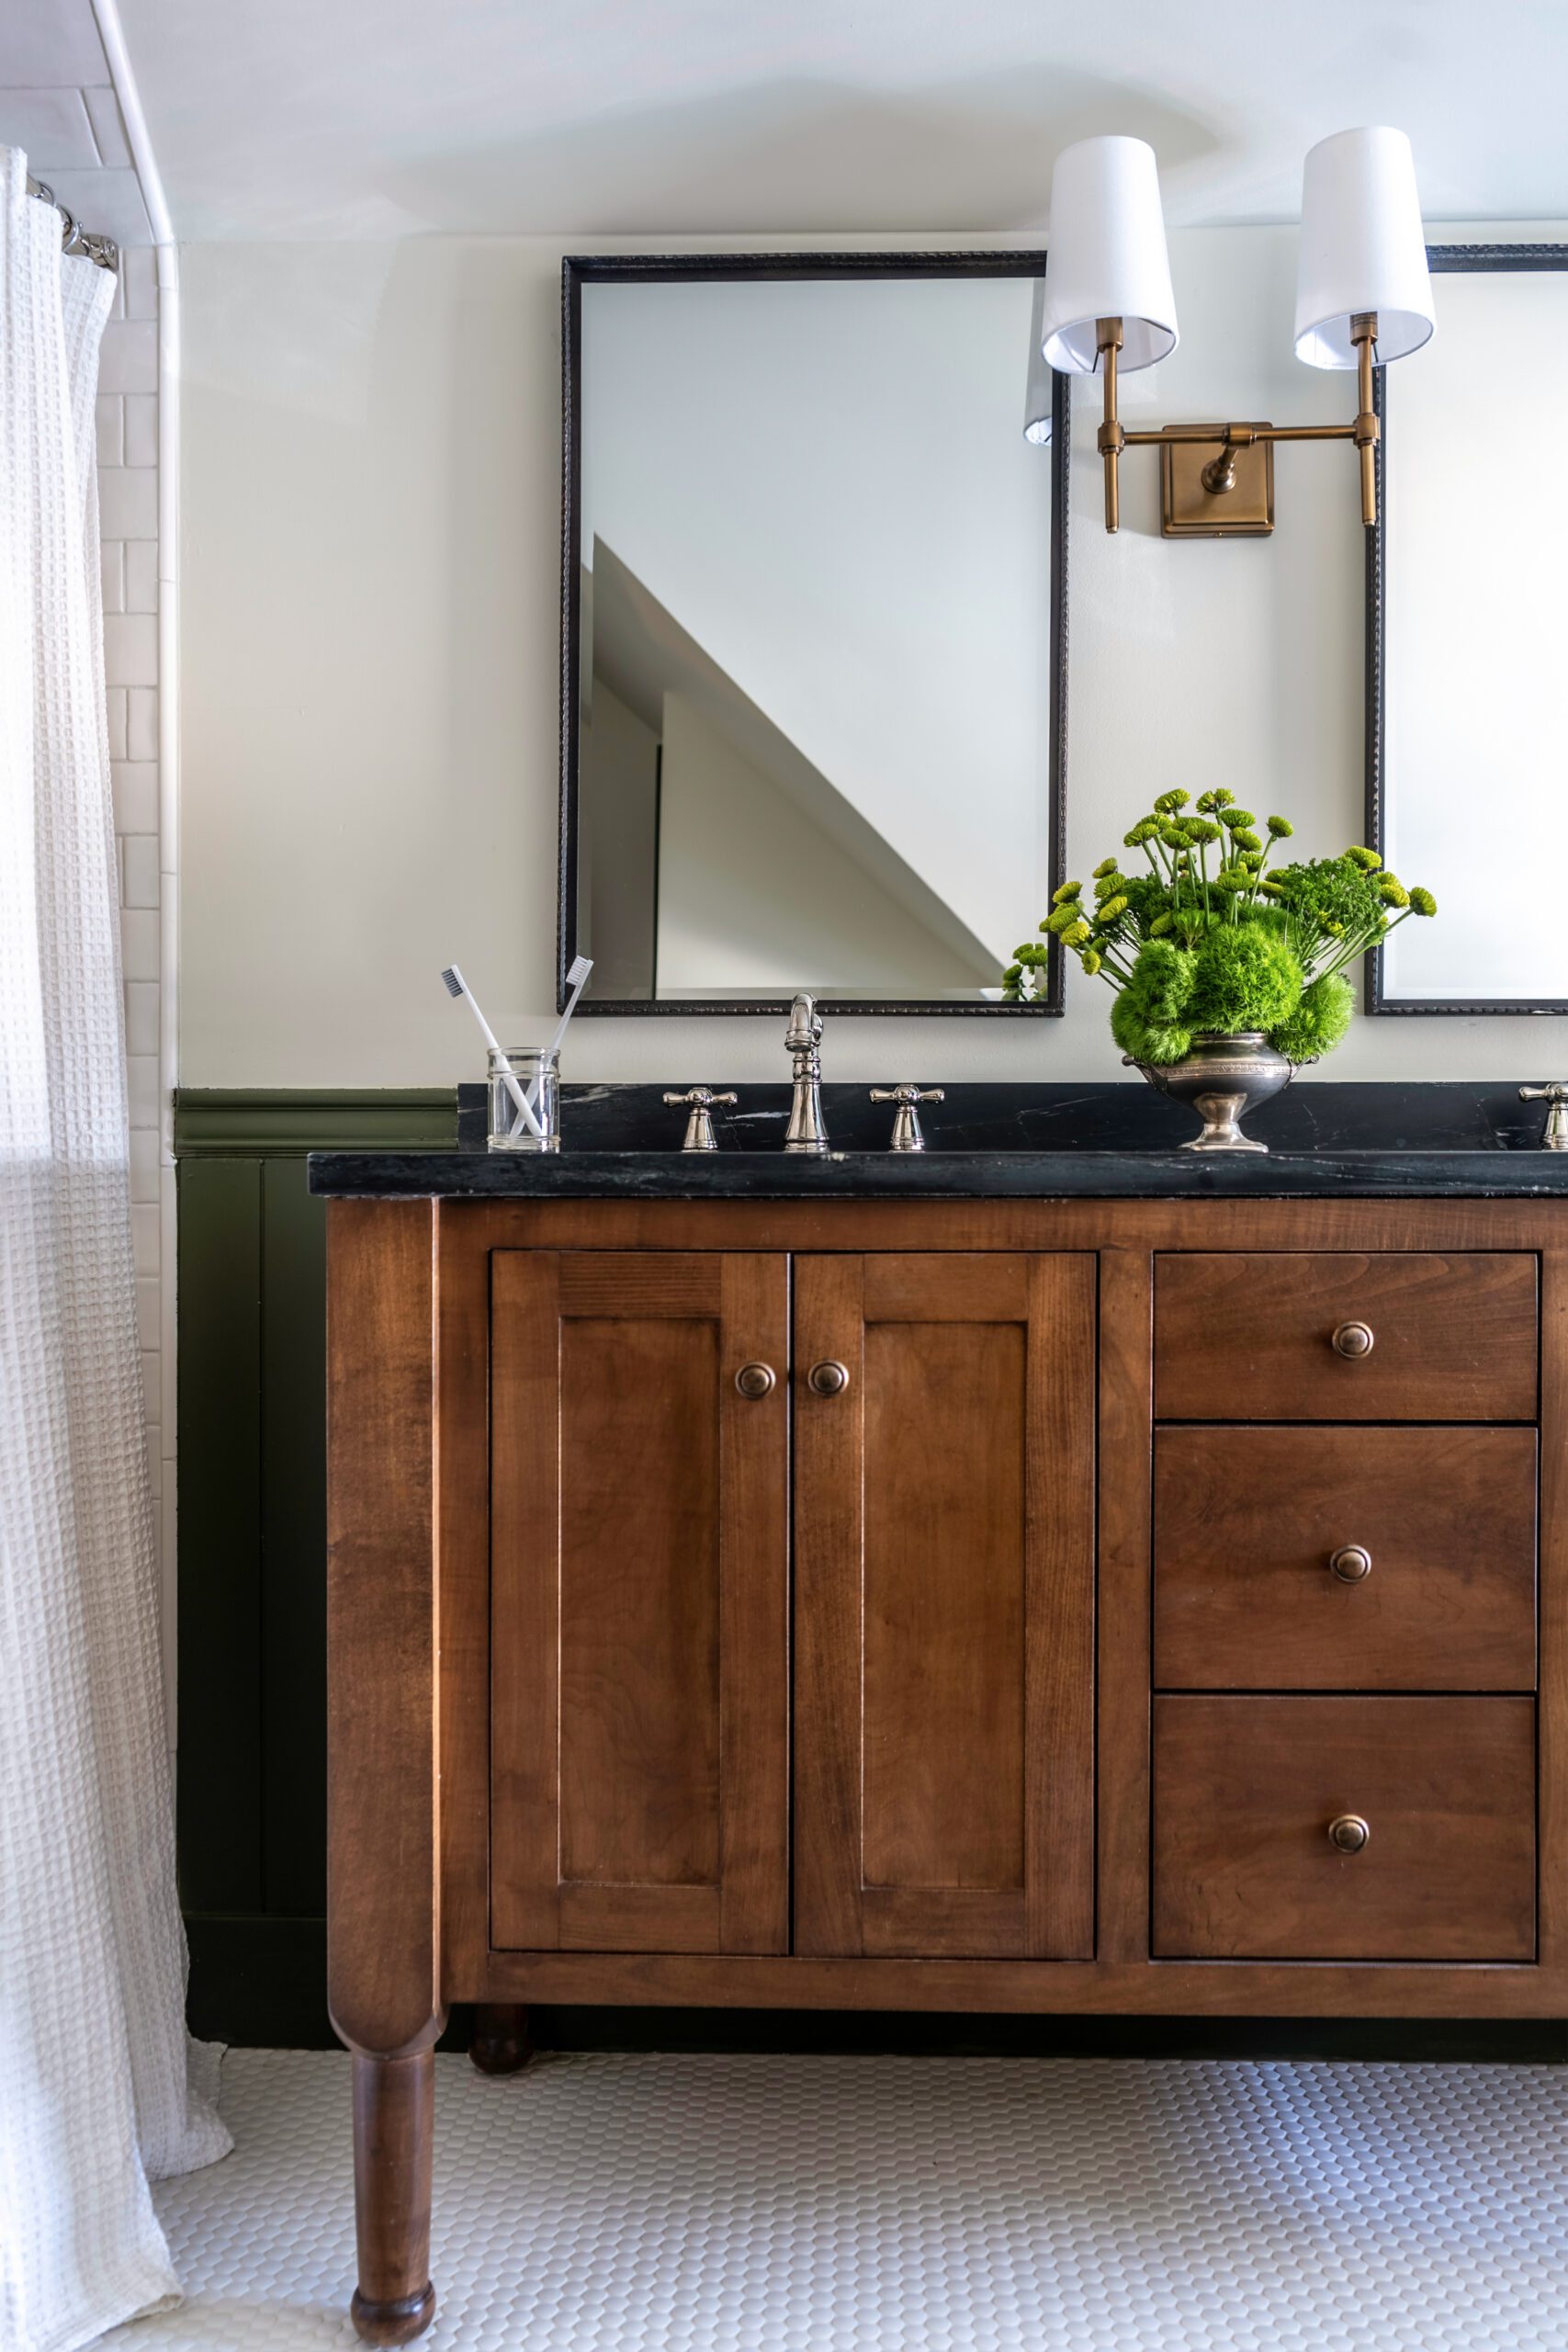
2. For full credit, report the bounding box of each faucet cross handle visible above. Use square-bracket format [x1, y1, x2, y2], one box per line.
[1520, 1082, 1568, 1150]
[663, 1087, 738, 1153]
[870, 1085, 945, 1153]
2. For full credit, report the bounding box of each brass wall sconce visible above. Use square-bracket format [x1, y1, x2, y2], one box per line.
[1037, 130, 1435, 538]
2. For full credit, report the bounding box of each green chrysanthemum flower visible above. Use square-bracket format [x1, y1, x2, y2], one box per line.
[1189, 922, 1303, 1035]
[1232, 829, 1263, 853]
[1182, 818, 1223, 845]
[1408, 886, 1437, 916]
[1062, 920, 1092, 947]
[1345, 844, 1382, 871]
[1093, 856, 1120, 878]
[1097, 894, 1129, 922]
[1270, 969, 1354, 1064]
[1080, 950, 1101, 976]
[1222, 808, 1257, 831]
[1052, 879, 1083, 905]
[1148, 911, 1174, 937]
[1003, 962, 1023, 986]
[1123, 820, 1159, 847]
[1211, 787, 1235, 807]
[1267, 815, 1293, 839]
[1379, 877, 1410, 908]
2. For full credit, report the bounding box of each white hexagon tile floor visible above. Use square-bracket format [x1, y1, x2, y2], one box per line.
[100, 2049, 1568, 2351]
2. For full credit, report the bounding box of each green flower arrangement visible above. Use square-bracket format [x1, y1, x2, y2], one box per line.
[1002, 789, 1438, 1064]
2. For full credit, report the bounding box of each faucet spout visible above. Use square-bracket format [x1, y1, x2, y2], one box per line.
[784, 992, 829, 1153]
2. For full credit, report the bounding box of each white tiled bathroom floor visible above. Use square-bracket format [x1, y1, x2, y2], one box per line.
[107, 2048, 1568, 2351]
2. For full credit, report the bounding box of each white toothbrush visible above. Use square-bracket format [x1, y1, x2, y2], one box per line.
[510, 955, 593, 1131]
[440, 964, 544, 1139]
[534, 956, 594, 1102]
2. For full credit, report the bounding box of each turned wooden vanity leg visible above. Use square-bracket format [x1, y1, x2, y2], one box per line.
[327, 1200, 445, 2346]
[469, 2002, 534, 2075]
[351, 2049, 435, 2345]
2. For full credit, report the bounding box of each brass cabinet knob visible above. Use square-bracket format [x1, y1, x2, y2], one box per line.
[734, 1362, 775, 1399]
[1331, 1319, 1375, 1360]
[1329, 1544, 1373, 1583]
[807, 1359, 850, 1397]
[1327, 1813, 1371, 1853]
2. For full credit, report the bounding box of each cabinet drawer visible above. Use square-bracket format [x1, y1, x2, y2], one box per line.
[1154, 1252, 1537, 1422]
[1153, 1695, 1536, 1962]
[1154, 1426, 1537, 1691]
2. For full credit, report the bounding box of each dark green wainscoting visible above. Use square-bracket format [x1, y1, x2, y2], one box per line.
[175, 1091, 457, 2047]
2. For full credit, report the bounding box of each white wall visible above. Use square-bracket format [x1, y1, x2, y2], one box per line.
[179, 224, 1568, 1086]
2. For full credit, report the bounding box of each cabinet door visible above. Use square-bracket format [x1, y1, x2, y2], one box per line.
[795, 1254, 1097, 1959]
[490, 1251, 788, 1953]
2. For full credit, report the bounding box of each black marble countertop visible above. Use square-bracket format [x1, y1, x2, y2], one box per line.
[308, 1080, 1568, 1199]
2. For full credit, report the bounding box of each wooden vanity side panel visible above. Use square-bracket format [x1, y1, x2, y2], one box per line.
[489, 1250, 789, 1954]
[1538, 1242, 1568, 1971]
[325, 1197, 443, 2059]
[794, 1252, 1095, 1960]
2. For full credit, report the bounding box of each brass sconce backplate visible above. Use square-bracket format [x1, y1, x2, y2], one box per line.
[1160, 427, 1275, 537]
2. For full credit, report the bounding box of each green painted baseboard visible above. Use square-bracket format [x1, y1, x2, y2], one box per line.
[174, 1087, 457, 1157]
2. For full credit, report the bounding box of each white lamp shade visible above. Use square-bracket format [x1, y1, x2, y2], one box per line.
[1038, 135, 1179, 375]
[1294, 126, 1434, 368]
[1023, 277, 1053, 443]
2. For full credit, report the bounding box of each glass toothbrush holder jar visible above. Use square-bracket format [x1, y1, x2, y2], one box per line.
[488, 1047, 560, 1152]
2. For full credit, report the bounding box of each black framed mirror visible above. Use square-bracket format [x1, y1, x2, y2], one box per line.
[558, 253, 1069, 1016]
[1368, 243, 1568, 1013]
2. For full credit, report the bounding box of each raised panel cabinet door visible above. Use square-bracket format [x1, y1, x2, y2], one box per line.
[490, 1251, 789, 1954]
[795, 1253, 1097, 1960]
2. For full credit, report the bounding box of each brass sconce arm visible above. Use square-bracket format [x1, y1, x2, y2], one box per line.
[1094, 312, 1382, 537]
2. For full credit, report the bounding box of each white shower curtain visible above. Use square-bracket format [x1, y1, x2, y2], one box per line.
[0, 150, 229, 2352]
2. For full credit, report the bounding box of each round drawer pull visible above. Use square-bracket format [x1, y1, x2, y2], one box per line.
[1331, 1319, 1375, 1360]
[807, 1359, 850, 1397]
[1328, 1813, 1371, 1854]
[1329, 1544, 1373, 1583]
[734, 1362, 776, 1399]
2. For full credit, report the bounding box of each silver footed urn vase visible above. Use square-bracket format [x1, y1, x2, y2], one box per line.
[1126, 1032, 1294, 1153]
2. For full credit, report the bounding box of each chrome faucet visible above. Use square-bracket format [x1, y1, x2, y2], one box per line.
[784, 992, 829, 1152]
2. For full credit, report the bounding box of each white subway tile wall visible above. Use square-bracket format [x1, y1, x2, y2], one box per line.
[93, 196, 171, 1719]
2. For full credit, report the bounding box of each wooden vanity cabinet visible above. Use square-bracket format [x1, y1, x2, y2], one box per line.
[325, 1193, 1568, 2343]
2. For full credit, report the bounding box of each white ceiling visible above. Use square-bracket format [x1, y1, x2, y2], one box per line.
[11, 0, 1568, 244]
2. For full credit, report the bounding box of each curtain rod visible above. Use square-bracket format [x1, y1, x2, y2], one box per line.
[25, 175, 119, 272]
